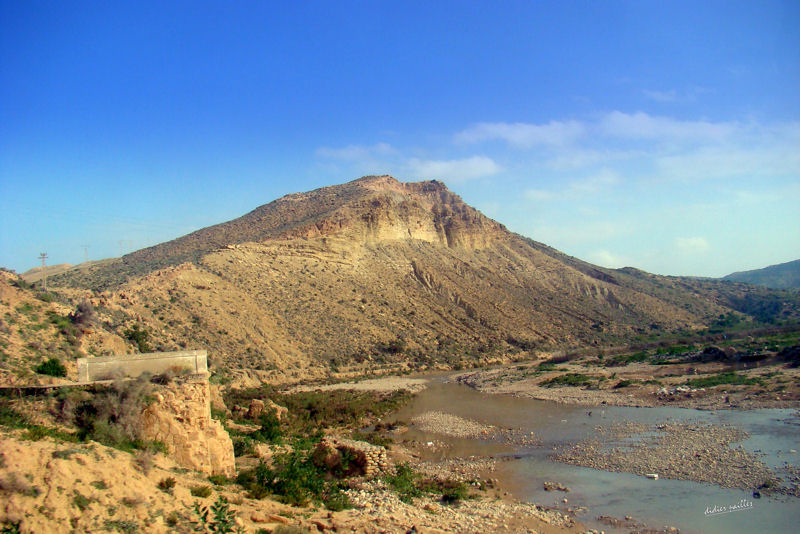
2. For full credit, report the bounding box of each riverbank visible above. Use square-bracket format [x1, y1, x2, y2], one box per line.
[453, 352, 800, 410]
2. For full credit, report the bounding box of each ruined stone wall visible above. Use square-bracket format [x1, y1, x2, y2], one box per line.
[140, 375, 235, 477]
[317, 437, 392, 478]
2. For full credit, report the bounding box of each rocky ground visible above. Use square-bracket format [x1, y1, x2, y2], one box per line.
[554, 422, 778, 491]
[341, 480, 578, 534]
[0, 429, 588, 534]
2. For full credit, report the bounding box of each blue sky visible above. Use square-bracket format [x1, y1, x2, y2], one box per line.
[1, 1, 798, 277]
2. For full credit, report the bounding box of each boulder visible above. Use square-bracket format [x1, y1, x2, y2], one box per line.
[247, 399, 265, 419]
[247, 398, 288, 421]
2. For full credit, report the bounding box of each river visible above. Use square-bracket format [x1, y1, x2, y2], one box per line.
[385, 376, 800, 534]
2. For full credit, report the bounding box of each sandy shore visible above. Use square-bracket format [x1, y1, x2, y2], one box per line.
[291, 376, 430, 393]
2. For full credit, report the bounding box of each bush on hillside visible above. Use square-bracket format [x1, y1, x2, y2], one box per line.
[34, 357, 67, 377]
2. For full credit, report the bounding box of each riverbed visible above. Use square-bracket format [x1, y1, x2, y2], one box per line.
[385, 377, 800, 534]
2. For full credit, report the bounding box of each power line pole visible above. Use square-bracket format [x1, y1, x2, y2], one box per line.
[81, 245, 89, 263]
[38, 252, 48, 291]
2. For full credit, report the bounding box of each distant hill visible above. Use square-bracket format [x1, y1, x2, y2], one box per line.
[722, 259, 800, 290]
[38, 176, 800, 378]
[21, 263, 72, 283]
[21, 259, 117, 284]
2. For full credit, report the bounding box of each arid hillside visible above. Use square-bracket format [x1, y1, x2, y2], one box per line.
[25, 175, 798, 381]
[722, 258, 800, 290]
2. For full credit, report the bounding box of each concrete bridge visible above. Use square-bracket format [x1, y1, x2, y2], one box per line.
[77, 349, 208, 382]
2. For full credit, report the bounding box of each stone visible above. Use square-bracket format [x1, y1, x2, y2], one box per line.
[266, 399, 288, 421]
[247, 399, 266, 419]
[139, 375, 236, 477]
[250, 512, 268, 523]
[209, 383, 231, 417]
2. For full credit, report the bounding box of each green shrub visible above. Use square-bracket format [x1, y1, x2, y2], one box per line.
[439, 480, 469, 505]
[536, 361, 559, 371]
[191, 496, 244, 534]
[123, 324, 151, 353]
[686, 372, 762, 388]
[165, 511, 180, 527]
[72, 490, 92, 511]
[157, 477, 176, 494]
[605, 352, 650, 367]
[104, 520, 139, 533]
[69, 378, 157, 451]
[232, 436, 254, 457]
[237, 442, 350, 509]
[208, 474, 232, 486]
[251, 411, 282, 443]
[540, 373, 594, 388]
[384, 464, 468, 505]
[190, 485, 213, 498]
[223, 387, 411, 439]
[0, 399, 76, 442]
[35, 357, 67, 377]
[384, 463, 423, 504]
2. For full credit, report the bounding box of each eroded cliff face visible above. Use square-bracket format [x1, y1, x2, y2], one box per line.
[140, 375, 235, 477]
[282, 176, 506, 250]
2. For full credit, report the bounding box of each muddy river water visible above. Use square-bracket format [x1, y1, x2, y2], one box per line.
[385, 377, 800, 534]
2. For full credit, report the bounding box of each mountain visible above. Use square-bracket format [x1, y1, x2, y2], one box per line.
[44, 176, 799, 380]
[722, 259, 800, 290]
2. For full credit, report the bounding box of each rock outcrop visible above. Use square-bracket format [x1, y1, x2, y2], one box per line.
[246, 398, 288, 421]
[140, 375, 236, 477]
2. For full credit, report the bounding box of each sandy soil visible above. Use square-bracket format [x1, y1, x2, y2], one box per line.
[291, 376, 431, 393]
[0, 426, 581, 534]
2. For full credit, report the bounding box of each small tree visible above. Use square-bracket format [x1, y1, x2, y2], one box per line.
[35, 357, 67, 377]
[124, 324, 151, 353]
[192, 496, 244, 534]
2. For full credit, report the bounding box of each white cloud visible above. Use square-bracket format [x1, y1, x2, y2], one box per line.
[534, 221, 630, 245]
[674, 237, 710, 254]
[599, 111, 737, 142]
[454, 112, 748, 150]
[657, 145, 800, 181]
[455, 120, 585, 148]
[568, 169, 621, 193]
[587, 249, 630, 268]
[642, 87, 711, 103]
[523, 169, 620, 202]
[406, 156, 502, 182]
[524, 189, 555, 201]
[315, 142, 396, 160]
[545, 148, 642, 171]
[643, 89, 680, 103]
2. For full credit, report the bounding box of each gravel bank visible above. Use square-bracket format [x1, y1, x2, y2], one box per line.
[555, 422, 777, 490]
[343, 479, 577, 533]
[412, 411, 500, 439]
